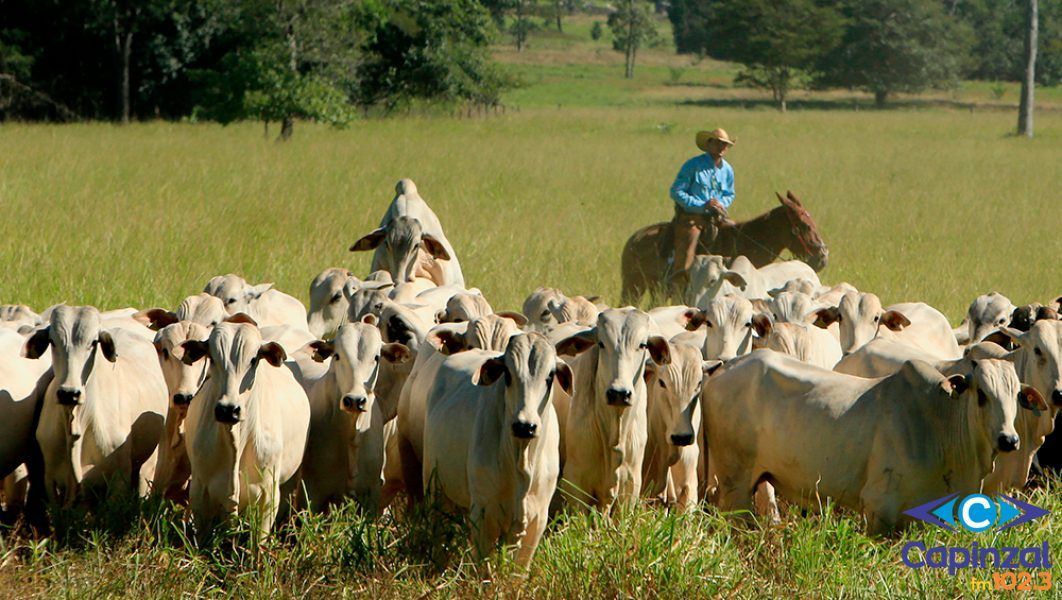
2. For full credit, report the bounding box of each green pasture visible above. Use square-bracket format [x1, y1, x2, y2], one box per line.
[1, 107, 1059, 319]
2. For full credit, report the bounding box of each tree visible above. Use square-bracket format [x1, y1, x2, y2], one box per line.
[666, 0, 715, 55]
[956, 0, 1061, 87]
[1019, 0, 1038, 136]
[354, 0, 508, 110]
[608, 0, 659, 79]
[705, 0, 845, 111]
[814, 0, 972, 108]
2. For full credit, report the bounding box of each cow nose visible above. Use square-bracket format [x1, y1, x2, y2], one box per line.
[511, 421, 538, 439]
[998, 434, 1019, 452]
[606, 387, 633, 406]
[214, 403, 240, 424]
[670, 433, 695, 447]
[342, 395, 368, 412]
[173, 393, 193, 407]
[57, 388, 82, 406]
[1052, 390, 1062, 407]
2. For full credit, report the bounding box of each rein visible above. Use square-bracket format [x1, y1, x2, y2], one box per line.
[782, 205, 818, 261]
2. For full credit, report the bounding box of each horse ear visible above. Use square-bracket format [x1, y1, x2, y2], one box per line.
[775, 192, 786, 205]
[786, 190, 802, 206]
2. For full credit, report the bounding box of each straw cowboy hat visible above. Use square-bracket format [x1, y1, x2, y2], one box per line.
[695, 128, 736, 152]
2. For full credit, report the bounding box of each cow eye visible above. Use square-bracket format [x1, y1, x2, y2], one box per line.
[597, 341, 604, 349]
[374, 355, 380, 363]
[1034, 347, 1043, 357]
[226, 298, 236, 305]
[976, 389, 987, 407]
[638, 342, 648, 350]
[658, 379, 666, 389]
[331, 292, 342, 304]
[540, 310, 550, 319]
[873, 315, 880, 322]
[744, 322, 752, 328]
[161, 348, 170, 361]
[545, 372, 554, 388]
[251, 356, 260, 368]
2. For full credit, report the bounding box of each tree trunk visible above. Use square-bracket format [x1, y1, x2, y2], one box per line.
[278, 17, 298, 142]
[1018, 0, 1038, 138]
[555, 0, 563, 32]
[516, 0, 525, 51]
[625, 10, 636, 79]
[874, 90, 888, 108]
[279, 118, 294, 141]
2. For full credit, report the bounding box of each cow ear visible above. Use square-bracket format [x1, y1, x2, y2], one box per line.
[496, 311, 528, 327]
[308, 340, 334, 363]
[434, 308, 450, 324]
[722, 271, 747, 290]
[421, 234, 451, 261]
[181, 340, 209, 365]
[703, 360, 724, 377]
[225, 313, 259, 327]
[382, 342, 412, 364]
[813, 307, 841, 329]
[22, 327, 51, 359]
[554, 360, 573, 394]
[361, 313, 379, 327]
[686, 310, 709, 331]
[945, 374, 970, 399]
[97, 330, 118, 362]
[350, 228, 386, 252]
[258, 342, 287, 367]
[428, 330, 466, 355]
[751, 313, 772, 338]
[555, 328, 598, 356]
[646, 336, 671, 365]
[474, 357, 507, 386]
[133, 308, 178, 331]
[880, 310, 911, 332]
[1036, 306, 1060, 322]
[1019, 385, 1048, 411]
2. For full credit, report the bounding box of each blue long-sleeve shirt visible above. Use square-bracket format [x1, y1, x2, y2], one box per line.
[669, 154, 735, 214]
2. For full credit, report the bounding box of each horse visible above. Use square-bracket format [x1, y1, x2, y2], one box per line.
[620, 191, 829, 305]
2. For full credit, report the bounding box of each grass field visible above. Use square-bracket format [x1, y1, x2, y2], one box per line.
[2, 13, 1062, 600]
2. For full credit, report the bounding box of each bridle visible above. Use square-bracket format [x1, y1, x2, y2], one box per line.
[783, 204, 821, 261]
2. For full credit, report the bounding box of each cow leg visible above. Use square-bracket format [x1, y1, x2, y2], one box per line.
[351, 419, 384, 516]
[754, 481, 781, 524]
[470, 504, 502, 563]
[516, 509, 548, 568]
[2, 465, 29, 514]
[670, 453, 698, 513]
[397, 433, 424, 503]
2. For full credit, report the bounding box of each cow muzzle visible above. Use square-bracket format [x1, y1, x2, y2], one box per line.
[605, 387, 633, 407]
[511, 421, 538, 439]
[214, 403, 241, 424]
[57, 388, 82, 406]
[173, 393, 193, 407]
[997, 433, 1019, 453]
[342, 395, 368, 413]
[670, 433, 695, 447]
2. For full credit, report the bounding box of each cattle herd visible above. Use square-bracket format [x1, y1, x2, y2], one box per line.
[1, 178, 1060, 566]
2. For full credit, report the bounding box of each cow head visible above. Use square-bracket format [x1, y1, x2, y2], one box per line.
[174, 293, 227, 328]
[203, 274, 272, 317]
[473, 333, 571, 441]
[687, 295, 761, 361]
[546, 295, 601, 327]
[308, 268, 357, 338]
[349, 216, 450, 284]
[683, 254, 747, 308]
[428, 313, 523, 356]
[181, 319, 285, 425]
[556, 308, 668, 409]
[154, 321, 211, 412]
[992, 321, 1062, 410]
[963, 292, 1016, 343]
[646, 341, 720, 447]
[946, 359, 1045, 454]
[816, 292, 909, 354]
[521, 287, 567, 333]
[435, 293, 493, 324]
[768, 291, 823, 324]
[344, 280, 393, 323]
[24, 305, 117, 406]
[308, 322, 409, 429]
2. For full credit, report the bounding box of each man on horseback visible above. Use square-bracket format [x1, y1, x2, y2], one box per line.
[668, 128, 736, 282]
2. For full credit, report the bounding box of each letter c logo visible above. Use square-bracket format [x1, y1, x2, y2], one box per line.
[959, 494, 996, 532]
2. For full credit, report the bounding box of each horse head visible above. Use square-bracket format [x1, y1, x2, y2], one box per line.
[777, 191, 828, 272]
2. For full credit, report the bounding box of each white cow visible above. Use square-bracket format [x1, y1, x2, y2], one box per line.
[301, 322, 410, 512]
[422, 333, 569, 566]
[814, 292, 961, 358]
[522, 287, 567, 333]
[684, 255, 821, 308]
[134, 293, 228, 332]
[688, 295, 769, 361]
[554, 308, 671, 513]
[955, 292, 1015, 345]
[27, 306, 167, 505]
[643, 339, 720, 511]
[704, 350, 1041, 534]
[0, 328, 52, 510]
[204, 274, 309, 330]
[350, 179, 465, 287]
[982, 322, 1062, 493]
[307, 268, 356, 338]
[0, 304, 40, 331]
[181, 318, 310, 538]
[755, 319, 843, 370]
[393, 314, 522, 501]
[151, 321, 211, 502]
